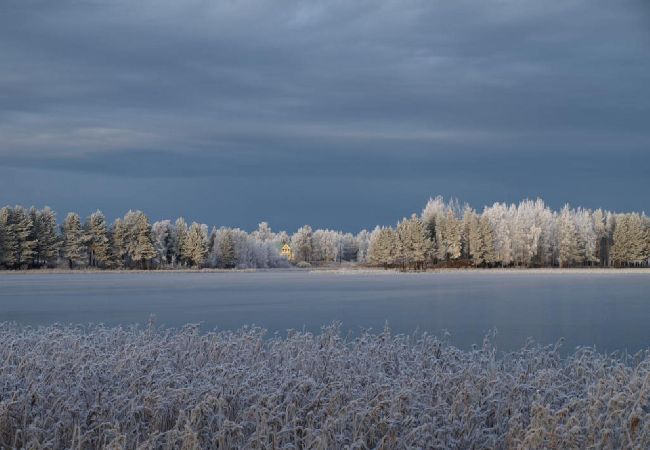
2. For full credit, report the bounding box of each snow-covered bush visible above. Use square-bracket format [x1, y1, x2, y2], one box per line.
[0, 323, 648, 449]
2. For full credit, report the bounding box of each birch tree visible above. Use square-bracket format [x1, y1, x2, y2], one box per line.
[291, 225, 314, 263]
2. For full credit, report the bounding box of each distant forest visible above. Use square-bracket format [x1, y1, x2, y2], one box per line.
[0, 196, 649, 270]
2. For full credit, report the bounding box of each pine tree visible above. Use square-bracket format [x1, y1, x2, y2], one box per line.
[0, 207, 18, 268]
[368, 226, 397, 269]
[642, 214, 650, 265]
[558, 206, 580, 268]
[411, 216, 432, 270]
[130, 212, 156, 269]
[436, 210, 462, 261]
[467, 212, 483, 266]
[593, 208, 608, 266]
[220, 230, 237, 268]
[460, 207, 471, 260]
[62, 212, 85, 269]
[611, 213, 647, 266]
[111, 218, 128, 268]
[185, 222, 208, 268]
[174, 218, 189, 267]
[355, 229, 371, 263]
[208, 227, 217, 260]
[29, 207, 42, 267]
[151, 220, 173, 267]
[421, 196, 446, 260]
[395, 219, 409, 269]
[396, 215, 431, 270]
[86, 211, 111, 268]
[13, 207, 36, 268]
[479, 216, 497, 266]
[35, 207, 60, 267]
[611, 214, 630, 266]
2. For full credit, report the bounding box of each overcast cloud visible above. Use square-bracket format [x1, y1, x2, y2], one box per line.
[1, 0, 648, 230]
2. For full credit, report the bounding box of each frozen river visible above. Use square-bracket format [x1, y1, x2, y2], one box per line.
[1, 270, 649, 352]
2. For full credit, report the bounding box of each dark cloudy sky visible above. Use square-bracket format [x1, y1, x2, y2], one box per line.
[1, 0, 649, 231]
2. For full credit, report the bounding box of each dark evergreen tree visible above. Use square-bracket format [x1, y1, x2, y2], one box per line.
[0, 207, 18, 268]
[13, 207, 36, 269]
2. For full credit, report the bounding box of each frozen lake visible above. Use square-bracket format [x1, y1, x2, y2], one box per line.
[1, 270, 649, 352]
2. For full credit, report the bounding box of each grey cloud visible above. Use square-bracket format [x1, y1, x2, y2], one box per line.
[0, 0, 648, 228]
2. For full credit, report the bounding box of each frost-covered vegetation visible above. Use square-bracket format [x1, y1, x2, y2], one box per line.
[1, 196, 649, 270]
[1, 323, 649, 449]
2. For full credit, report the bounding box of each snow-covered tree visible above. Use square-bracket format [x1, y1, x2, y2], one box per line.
[421, 196, 446, 258]
[0, 207, 18, 268]
[184, 222, 208, 268]
[274, 230, 290, 246]
[611, 213, 648, 266]
[1, 196, 648, 272]
[593, 208, 609, 266]
[130, 211, 156, 269]
[557, 205, 581, 267]
[220, 229, 237, 269]
[291, 225, 314, 263]
[62, 212, 85, 269]
[11, 207, 36, 268]
[356, 230, 371, 263]
[436, 209, 462, 261]
[174, 218, 189, 267]
[396, 215, 432, 270]
[151, 220, 173, 267]
[85, 211, 111, 268]
[368, 226, 397, 268]
[466, 211, 483, 266]
[312, 229, 341, 262]
[478, 215, 497, 266]
[483, 203, 513, 266]
[340, 232, 358, 261]
[110, 218, 128, 269]
[574, 208, 598, 266]
[252, 222, 274, 242]
[32, 207, 59, 267]
[208, 226, 287, 269]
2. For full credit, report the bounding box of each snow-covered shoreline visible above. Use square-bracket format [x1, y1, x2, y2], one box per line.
[0, 323, 647, 449]
[310, 267, 650, 275]
[1, 266, 649, 276]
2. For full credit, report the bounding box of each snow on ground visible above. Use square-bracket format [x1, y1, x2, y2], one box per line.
[310, 267, 650, 275]
[0, 323, 648, 449]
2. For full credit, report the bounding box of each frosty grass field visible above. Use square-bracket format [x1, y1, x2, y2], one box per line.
[1, 322, 649, 449]
[1, 271, 650, 449]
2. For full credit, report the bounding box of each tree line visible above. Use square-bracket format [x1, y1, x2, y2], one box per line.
[368, 197, 649, 270]
[0, 207, 359, 270]
[0, 196, 648, 270]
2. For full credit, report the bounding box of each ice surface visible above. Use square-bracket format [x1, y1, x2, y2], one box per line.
[1, 271, 649, 352]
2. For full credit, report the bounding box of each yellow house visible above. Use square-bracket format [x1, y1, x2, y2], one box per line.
[280, 243, 293, 260]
